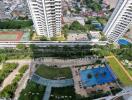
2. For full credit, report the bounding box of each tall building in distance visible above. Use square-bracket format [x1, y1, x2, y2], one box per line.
[103, 0, 132, 42]
[27, 0, 61, 38]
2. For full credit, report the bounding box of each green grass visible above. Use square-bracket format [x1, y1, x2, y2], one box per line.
[107, 58, 132, 86]
[19, 80, 45, 100]
[50, 86, 76, 100]
[0, 34, 17, 40]
[35, 65, 72, 79]
[125, 67, 132, 76]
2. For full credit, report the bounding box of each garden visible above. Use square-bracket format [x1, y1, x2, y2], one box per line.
[0, 65, 28, 99]
[35, 65, 72, 79]
[50, 86, 76, 100]
[19, 80, 46, 100]
[0, 63, 18, 85]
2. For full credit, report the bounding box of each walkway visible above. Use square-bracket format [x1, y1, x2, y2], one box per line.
[42, 85, 52, 100]
[14, 68, 30, 100]
[31, 74, 74, 100]
[0, 63, 27, 91]
[31, 74, 74, 87]
[106, 55, 132, 81]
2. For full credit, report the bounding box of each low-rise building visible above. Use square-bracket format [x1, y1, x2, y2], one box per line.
[88, 31, 101, 42]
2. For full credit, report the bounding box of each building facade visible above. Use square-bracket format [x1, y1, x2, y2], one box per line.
[103, 0, 132, 42]
[27, 0, 61, 38]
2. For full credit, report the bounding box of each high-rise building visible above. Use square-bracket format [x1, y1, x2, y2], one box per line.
[103, 0, 132, 42]
[27, 0, 61, 38]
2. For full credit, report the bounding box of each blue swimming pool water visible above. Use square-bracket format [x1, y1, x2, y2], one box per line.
[118, 39, 130, 45]
[80, 65, 116, 87]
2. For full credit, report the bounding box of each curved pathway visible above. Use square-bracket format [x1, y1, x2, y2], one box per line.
[31, 74, 74, 87]
[31, 74, 74, 100]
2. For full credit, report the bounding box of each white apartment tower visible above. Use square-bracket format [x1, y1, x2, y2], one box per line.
[103, 0, 132, 42]
[27, 0, 61, 38]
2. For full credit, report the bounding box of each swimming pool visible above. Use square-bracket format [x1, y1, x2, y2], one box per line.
[80, 65, 117, 87]
[118, 39, 130, 45]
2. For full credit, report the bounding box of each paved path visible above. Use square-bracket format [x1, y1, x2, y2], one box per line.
[31, 74, 74, 100]
[14, 68, 30, 100]
[31, 74, 74, 87]
[42, 85, 52, 100]
[0, 63, 26, 91]
[106, 55, 132, 80]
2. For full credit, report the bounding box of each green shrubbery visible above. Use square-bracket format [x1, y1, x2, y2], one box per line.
[0, 65, 28, 98]
[50, 86, 76, 100]
[19, 80, 46, 100]
[0, 63, 18, 84]
[35, 65, 72, 79]
[18, 65, 28, 74]
[0, 20, 33, 29]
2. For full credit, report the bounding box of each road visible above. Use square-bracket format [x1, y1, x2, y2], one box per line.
[0, 41, 109, 48]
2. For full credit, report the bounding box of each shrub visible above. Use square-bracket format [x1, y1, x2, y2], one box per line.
[0, 63, 18, 84]
[18, 65, 28, 74]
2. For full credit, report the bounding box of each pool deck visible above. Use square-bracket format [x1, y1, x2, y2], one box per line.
[80, 65, 116, 87]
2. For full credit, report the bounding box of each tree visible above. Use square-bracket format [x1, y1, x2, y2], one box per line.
[50, 36, 65, 41]
[0, 54, 7, 63]
[16, 44, 26, 50]
[69, 21, 86, 32]
[62, 24, 69, 39]
[40, 36, 49, 41]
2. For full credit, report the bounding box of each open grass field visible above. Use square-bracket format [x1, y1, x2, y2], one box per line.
[107, 57, 132, 86]
[19, 80, 46, 100]
[0, 31, 23, 41]
[35, 65, 72, 79]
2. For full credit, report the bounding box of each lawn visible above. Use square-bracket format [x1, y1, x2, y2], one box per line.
[125, 67, 132, 77]
[35, 65, 72, 79]
[50, 86, 76, 100]
[19, 80, 46, 100]
[0, 34, 17, 40]
[107, 58, 132, 86]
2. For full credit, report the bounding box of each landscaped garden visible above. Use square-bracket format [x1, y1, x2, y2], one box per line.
[35, 65, 72, 79]
[0, 63, 18, 84]
[107, 57, 132, 86]
[0, 65, 28, 99]
[50, 86, 76, 100]
[19, 80, 46, 100]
